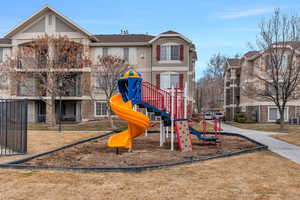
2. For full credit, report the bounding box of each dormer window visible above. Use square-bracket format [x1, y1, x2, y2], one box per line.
[161, 45, 180, 61]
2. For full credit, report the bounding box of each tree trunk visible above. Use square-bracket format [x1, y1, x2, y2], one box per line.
[279, 109, 285, 130]
[51, 97, 56, 127]
[46, 97, 57, 127]
[107, 100, 115, 129]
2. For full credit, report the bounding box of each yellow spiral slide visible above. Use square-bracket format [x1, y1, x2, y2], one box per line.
[107, 94, 150, 149]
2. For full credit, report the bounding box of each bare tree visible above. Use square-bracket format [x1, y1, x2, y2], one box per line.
[195, 81, 203, 113]
[0, 35, 89, 126]
[92, 56, 129, 128]
[244, 9, 300, 129]
[205, 53, 227, 79]
[196, 53, 226, 112]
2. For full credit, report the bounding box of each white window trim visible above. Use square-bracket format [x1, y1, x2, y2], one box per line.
[161, 42, 180, 46]
[159, 43, 182, 63]
[160, 72, 180, 90]
[158, 60, 182, 64]
[267, 106, 289, 122]
[94, 101, 108, 117]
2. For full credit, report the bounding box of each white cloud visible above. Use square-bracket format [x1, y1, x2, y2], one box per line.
[220, 7, 275, 19]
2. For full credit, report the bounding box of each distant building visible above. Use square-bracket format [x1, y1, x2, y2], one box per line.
[224, 44, 300, 122]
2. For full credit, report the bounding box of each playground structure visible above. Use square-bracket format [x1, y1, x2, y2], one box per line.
[107, 71, 150, 150]
[107, 69, 221, 152]
[189, 119, 221, 142]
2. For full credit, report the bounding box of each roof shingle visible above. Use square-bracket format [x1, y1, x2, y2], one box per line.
[93, 34, 154, 43]
[161, 30, 179, 34]
[244, 51, 259, 58]
[0, 38, 11, 44]
[227, 58, 240, 66]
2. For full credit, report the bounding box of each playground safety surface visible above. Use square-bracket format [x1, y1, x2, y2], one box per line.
[20, 132, 262, 168]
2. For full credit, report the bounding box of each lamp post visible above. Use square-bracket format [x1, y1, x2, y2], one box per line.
[58, 81, 63, 132]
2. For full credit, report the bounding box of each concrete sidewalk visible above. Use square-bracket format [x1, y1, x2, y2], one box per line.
[220, 123, 300, 164]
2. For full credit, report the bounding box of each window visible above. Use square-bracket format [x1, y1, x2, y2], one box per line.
[95, 102, 108, 116]
[0, 75, 8, 88]
[269, 108, 278, 121]
[95, 77, 104, 89]
[18, 77, 35, 96]
[103, 47, 108, 57]
[160, 45, 180, 61]
[124, 47, 129, 61]
[266, 81, 284, 97]
[37, 48, 48, 68]
[160, 73, 179, 89]
[268, 107, 288, 122]
[94, 76, 116, 90]
[265, 54, 291, 70]
[282, 54, 291, 69]
[265, 55, 270, 70]
[0, 48, 3, 62]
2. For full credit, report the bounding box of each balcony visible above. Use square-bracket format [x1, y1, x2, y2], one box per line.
[234, 87, 240, 97]
[17, 74, 82, 97]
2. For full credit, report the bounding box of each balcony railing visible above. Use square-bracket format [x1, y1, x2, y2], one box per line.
[17, 76, 81, 97]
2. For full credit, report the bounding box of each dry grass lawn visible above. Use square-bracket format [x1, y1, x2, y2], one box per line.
[28, 120, 128, 131]
[0, 151, 299, 200]
[0, 130, 106, 163]
[227, 122, 300, 146]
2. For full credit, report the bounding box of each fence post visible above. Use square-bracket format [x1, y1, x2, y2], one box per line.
[184, 81, 188, 119]
[160, 118, 163, 146]
[5, 100, 8, 155]
[23, 99, 28, 153]
[145, 109, 148, 136]
[171, 86, 175, 151]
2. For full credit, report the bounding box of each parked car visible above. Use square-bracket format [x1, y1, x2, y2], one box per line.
[213, 112, 224, 120]
[204, 113, 213, 120]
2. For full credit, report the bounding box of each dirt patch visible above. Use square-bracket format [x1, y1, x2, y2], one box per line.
[25, 133, 257, 167]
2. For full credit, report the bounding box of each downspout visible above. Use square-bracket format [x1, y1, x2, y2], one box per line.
[232, 79, 235, 120]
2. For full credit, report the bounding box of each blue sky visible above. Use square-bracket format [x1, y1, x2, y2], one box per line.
[0, 0, 299, 79]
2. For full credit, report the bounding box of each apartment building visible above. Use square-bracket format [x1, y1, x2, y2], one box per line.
[224, 44, 300, 122]
[0, 6, 197, 123]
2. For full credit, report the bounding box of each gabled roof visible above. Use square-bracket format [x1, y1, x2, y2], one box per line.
[93, 34, 155, 43]
[161, 30, 179, 34]
[243, 41, 300, 61]
[226, 58, 240, 66]
[244, 51, 259, 58]
[272, 41, 300, 51]
[149, 30, 193, 44]
[4, 5, 97, 41]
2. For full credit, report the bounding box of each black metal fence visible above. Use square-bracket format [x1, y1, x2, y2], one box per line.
[0, 99, 28, 156]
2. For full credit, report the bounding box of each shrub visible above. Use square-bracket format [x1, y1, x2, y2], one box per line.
[234, 113, 247, 123]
